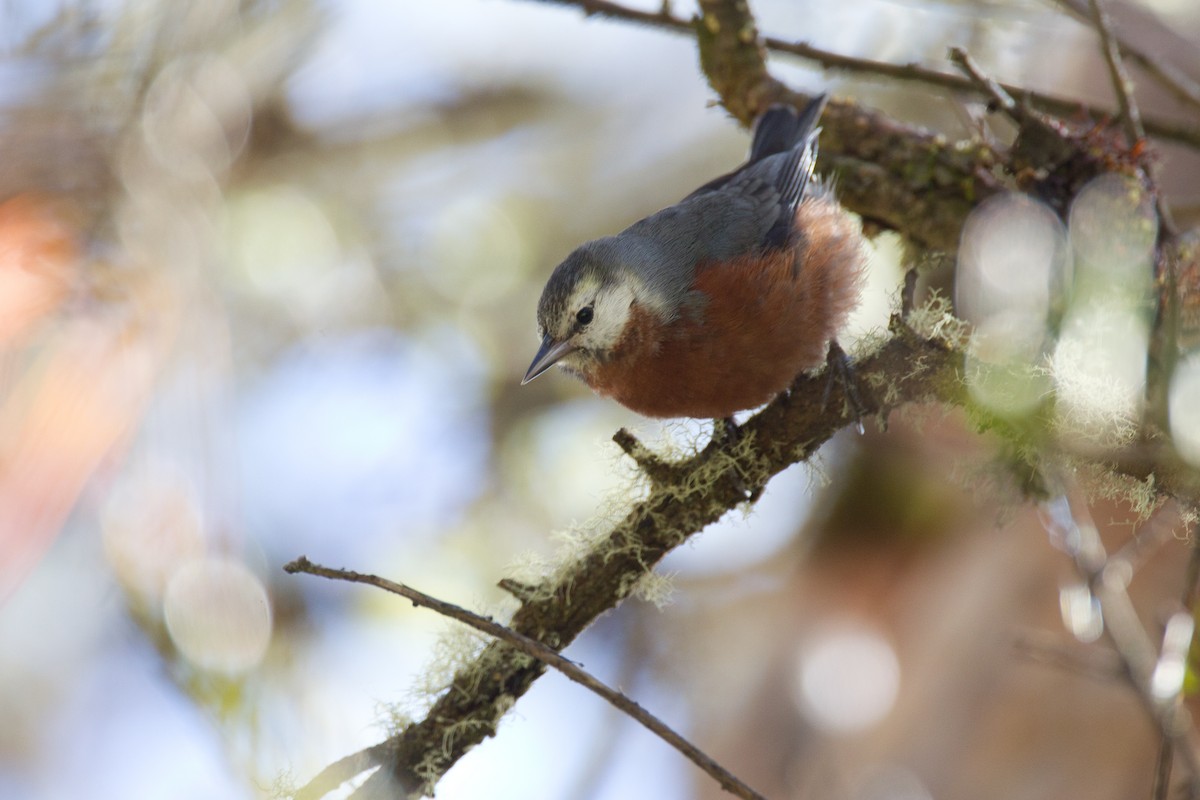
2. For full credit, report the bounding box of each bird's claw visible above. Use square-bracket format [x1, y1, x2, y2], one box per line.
[713, 416, 741, 447]
[823, 340, 868, 434]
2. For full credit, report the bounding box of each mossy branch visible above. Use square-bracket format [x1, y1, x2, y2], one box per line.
[291, 315, 962, 799]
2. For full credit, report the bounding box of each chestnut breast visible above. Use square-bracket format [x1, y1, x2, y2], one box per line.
[584, 197, 865, 418]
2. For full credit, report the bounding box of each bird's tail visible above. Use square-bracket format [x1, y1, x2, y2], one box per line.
[748, 93, 828, 163]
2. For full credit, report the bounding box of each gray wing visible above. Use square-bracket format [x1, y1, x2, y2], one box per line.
[618, 137, 818, 276]
[622, 172, 781, 261]
[599, 99, 824, 307]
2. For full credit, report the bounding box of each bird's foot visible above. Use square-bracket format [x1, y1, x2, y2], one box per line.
[713, 416, 741, 448]
[822, 340, 869, 434]
[712, 417, 762, 502]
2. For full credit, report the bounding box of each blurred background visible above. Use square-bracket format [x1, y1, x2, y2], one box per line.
[1, 1, 1199, 798]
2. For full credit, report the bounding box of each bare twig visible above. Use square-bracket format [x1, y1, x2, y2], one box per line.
[1183, 533, 1200, 611]
[291, 744, 391, 800]
[763, 32, 1193, 146]
[1049, 0, 1200, 115]
[284, 557, 769, 800]
[1156, 537, 1200, 800]
[561, 609, 650, 800]
[1086, 0, 1146, 144]
[1013, 628, 1125, 682]
[1152, 741, 1174, 800]
[524, 0, 1200, 149]
[1039, 495, 1200, 791]
[948, 46, 1019, 118]
[558, 0, 686, 29]
[947, 46, 1089, 177]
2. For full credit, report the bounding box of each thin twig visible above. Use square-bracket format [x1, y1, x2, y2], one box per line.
[1157, 537, 1200, 800]
[284, 557, 769, 800]
[947, 47, 1018, 118]
[1086, 0, 1146, 144]
[1077, 0, 1177, 236]
[524, 0, 1200, 149]
[1013, 629, 1125, 682]
[1152, 741, 1174, 800]
[1181, 528, 1200, 611]
[1040, 495, 1200, 791]
[292, 744, 390, 800]
[1049, 0, 1200, 115]
[561, 608, 650, 800]
[948, 46, 1079, 162]
[764, 31, 1194, 145]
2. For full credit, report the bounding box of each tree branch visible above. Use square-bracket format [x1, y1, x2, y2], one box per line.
[1086, 0, 1146, 144]
[285, 557, 768, 800]
[1039, 495, 1200, 792]
[525, 0, 1200, 150]
[288, 315, 963, 797]
[1049, 0, 1200, 116]
[1153, 530, 1200, 799]
[537, 0, 1193, 258]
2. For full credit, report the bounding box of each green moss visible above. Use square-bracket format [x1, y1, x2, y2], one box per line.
[1074, 462, 1164, 522]
[631, 570, 676, 608]
[907, 292, 971, 350]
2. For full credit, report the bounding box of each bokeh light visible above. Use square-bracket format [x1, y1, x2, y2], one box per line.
[957, 192, 1066, 325]
[1150, 611, 1193, 702]
[1050, 174, 1157, 447]
[1169, 354, 1200, 466]
[421, 193, 531, 307]
[1050, 303, 1148, 447]
[1068, 174, 1158, 283]
[222, 184, 377, 328]
[1059, 582, 1103, 643]
[957, 192, 1064, 418]
[102, 465, 207, 603]
[793, 623, 900, 734]
[964, 309, 1052, 417]
[163, 555, 272, 675]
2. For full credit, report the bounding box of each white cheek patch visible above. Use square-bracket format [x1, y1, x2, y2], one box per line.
[576, 282, 637, 353]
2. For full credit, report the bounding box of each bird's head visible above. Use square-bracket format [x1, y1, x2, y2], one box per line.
[523, 238, 658, 384]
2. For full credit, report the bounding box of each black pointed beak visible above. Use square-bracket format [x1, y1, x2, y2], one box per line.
[522, 335, 575, 385]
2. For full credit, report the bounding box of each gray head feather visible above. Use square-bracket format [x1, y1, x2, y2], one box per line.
[536, 238, 621, 337]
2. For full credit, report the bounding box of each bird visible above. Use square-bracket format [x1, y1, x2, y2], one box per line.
[522, 94, 866, 420]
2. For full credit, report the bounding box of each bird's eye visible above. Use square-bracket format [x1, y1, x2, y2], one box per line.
[575, 306, 594, 326]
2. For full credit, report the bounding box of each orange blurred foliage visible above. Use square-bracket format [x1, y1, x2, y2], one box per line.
[0, 194, 79, 344]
